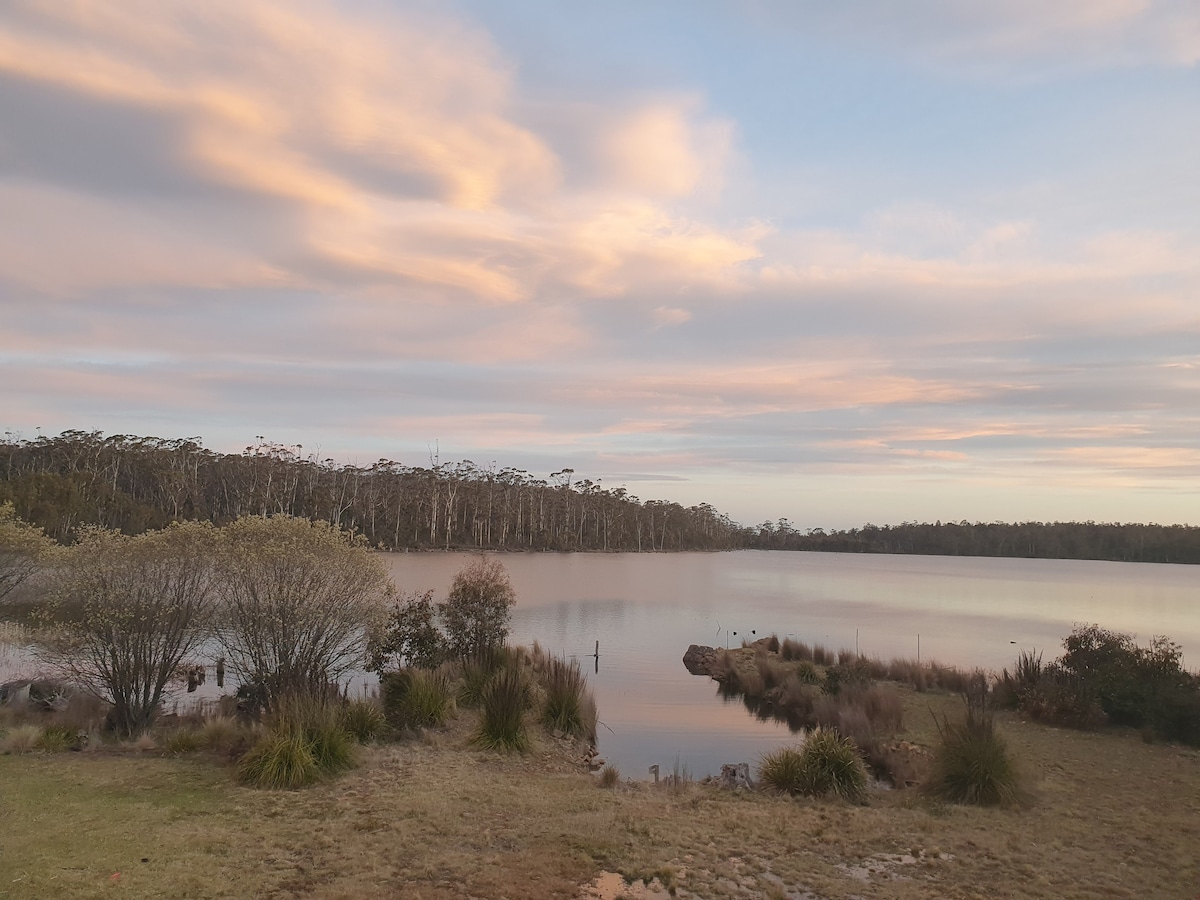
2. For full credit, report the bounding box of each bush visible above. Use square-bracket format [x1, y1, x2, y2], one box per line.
[540, 656, 596, 741]
[340, 700, 386, 744]
[475, 666, 529, 752]
[441, 557, 516, 659]
[41, 523, 217, 736]
[1008, 626, 1200, 744]
[381, 669, 455, 731]
[217, 516, 391, 706]
[927, 693, 1020, 807]
[367, 589, 446, 673]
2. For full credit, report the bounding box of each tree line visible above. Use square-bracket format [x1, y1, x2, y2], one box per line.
[0, 430, 744, 552]
[752, 518, 1200, 564]
[5, 430, 1200, 563]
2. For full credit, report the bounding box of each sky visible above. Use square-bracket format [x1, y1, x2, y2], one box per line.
[1, 1, 1199, 529]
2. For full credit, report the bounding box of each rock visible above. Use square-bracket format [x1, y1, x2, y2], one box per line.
[682, 644, 720, 676]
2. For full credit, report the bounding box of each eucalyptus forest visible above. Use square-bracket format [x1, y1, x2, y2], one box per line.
[3, 430, 1200, 563]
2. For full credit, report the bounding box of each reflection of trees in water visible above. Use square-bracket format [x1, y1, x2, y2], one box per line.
[716, 681, 808, 732]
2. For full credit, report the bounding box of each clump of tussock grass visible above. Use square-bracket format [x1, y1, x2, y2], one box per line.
[598, 764, 620, 788]
[238, 731, 319, 789]
[164, 728, 203, 755]
[759, 728, 868, 803]
[793, 661, 822, 685]
[811, 644, 833, 666]
[1, 723, 44, 754]
[755, 651, 790, 691]
[764, 634, 781, 654]
[758, 745, 807, 796]
[200, 716, 248, 754]
[539, 655, 596, 741]
[926, 681, 1021, 807]
[475, 666, 530, 752]
[37, 723, 80, 752]
[340, 699, 387, 744]
[381, 669, 456, 731]
[780, 638, 813, 662]
[238, 694, 356, 789]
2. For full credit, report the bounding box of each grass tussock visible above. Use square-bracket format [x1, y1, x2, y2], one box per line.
[200, 715, 251, 755]
[1, 723, 44, 754]
[475, 666, 530, 752]
[779, 637, 813, 662]
[598, 764, 620, 788]
[540, 655, 597, 741]
[238, 694, 357, 789]
[927, 685, 1021, 807]
[340, 699, 387, 744]
[381, 668, 456, 732]
[164, 728, 204, 755]
[759, 728, 868, 803]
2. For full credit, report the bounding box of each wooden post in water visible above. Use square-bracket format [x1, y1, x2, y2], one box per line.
[917, 633, 921, 666]
[594, 640, 599, 674]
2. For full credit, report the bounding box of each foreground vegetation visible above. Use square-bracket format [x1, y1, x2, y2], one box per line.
[2, 688, 1197, 899]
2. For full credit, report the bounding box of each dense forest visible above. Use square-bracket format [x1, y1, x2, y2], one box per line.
[0, 431, 744, 551]
[3, 430, 1200, 563]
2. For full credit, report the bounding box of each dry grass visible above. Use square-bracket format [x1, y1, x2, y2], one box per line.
[0, 688, 1198, 898]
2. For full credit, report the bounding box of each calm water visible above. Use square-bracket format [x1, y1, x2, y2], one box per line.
[383, 550, 1200, 778]
[4, 552, 1198, 778]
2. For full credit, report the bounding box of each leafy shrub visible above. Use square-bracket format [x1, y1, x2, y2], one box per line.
[381, 669, 455, 731]
[367, 589, 446, 673]
[540, 656, 596, 741]
[441, 557, 516, 659]
[927, 698, 1020, 807]
[1007, 626, 1200, 744]
[475, 666, 529, 752]
[340, 699, 386, 744]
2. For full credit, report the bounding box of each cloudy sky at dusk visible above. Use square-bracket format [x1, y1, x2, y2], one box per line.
[2, 1, 1198, 528]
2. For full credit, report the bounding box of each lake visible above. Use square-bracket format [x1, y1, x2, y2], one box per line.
[382, 550, 1200, 778]
[4, 551, 1198, 778]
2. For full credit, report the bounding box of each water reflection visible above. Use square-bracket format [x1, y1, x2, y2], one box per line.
[383, 550, 1200, 777]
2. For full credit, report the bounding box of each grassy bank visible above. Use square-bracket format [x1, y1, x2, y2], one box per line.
[2, 688, 1198, 899]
